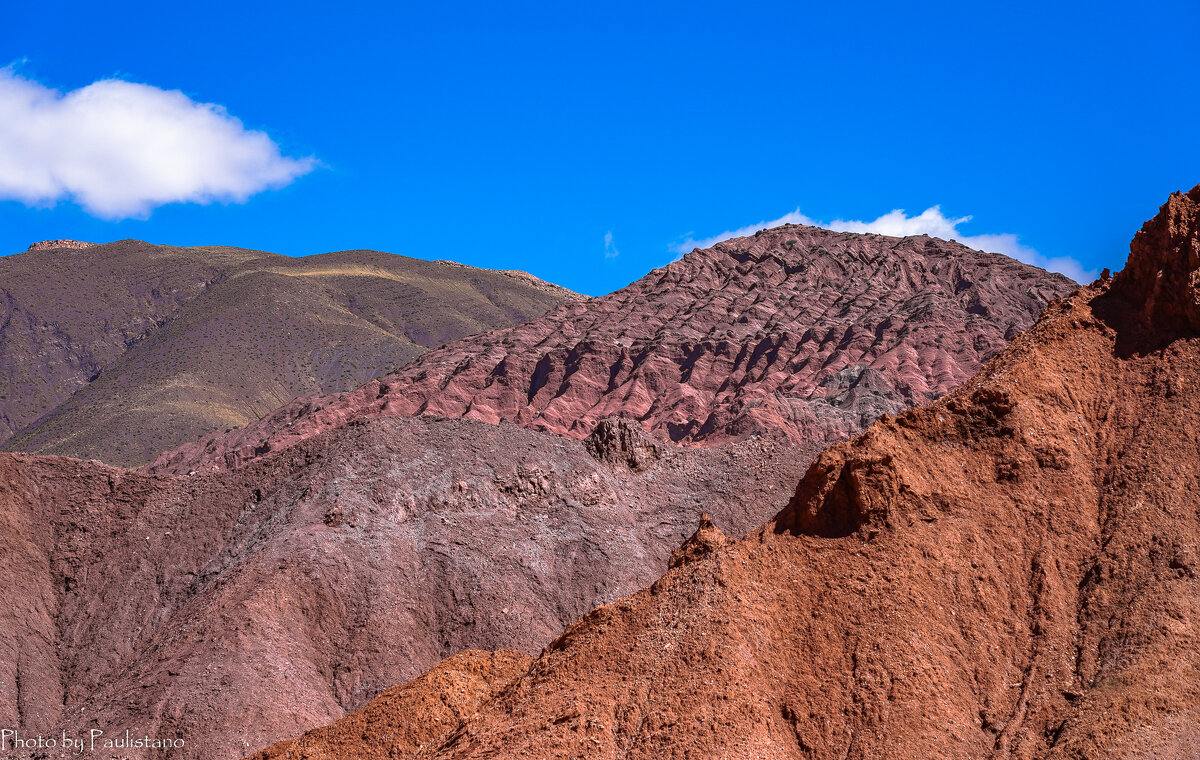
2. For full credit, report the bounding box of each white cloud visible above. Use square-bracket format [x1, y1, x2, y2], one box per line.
[0, 67, 316, 219]
[670, 210, 821, 256]
[603, 230, 619, 259]
[670, 206, 1095, 283]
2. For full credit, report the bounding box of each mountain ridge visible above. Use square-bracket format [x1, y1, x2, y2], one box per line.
[0, 239, 579, 466]
[148, 224, 1076, 475]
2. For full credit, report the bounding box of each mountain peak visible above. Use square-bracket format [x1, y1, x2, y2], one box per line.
[1114, 184, 1200, 332]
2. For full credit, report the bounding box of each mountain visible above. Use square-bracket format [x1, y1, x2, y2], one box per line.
[246, 187, 1200, 759]
[147, 226, 1075, 475]
[0, 416, 815, 760]
[0, 227, 1074, 760]
[0, 240, 580, 467]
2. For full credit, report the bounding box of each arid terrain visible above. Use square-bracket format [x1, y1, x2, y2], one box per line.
[244, 187, 1200, 759]
[148, 226, 1074, 475]
[0, 239, 579, 467]
[0, 226, 1075, 759]
[0, 415, 816, 760]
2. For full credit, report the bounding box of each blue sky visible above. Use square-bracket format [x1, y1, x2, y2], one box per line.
[2, 1, 1198, 295]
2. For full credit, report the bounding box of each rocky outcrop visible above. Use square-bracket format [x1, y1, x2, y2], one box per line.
[242, 187, 1200, 759]
[1110, 184, 1200, 334]
[667, 512, 726, 569]
[584, 417, 662, 472]
[25, 239, 94, 251]
[148, 226, 1076, 475]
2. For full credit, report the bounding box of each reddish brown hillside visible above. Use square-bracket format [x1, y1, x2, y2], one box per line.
[245, 187, 1200, 759]
[0, 240, 578, 466]
[0, 415, 814, 760]
[0, 239, 254, 449]
[148, 227, 1075, 474]
[245, 650, 531, 760]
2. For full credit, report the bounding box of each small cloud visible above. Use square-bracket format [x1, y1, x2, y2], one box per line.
[603, 230, 619, 259]
[670, 206, 1095, 282]
[670, 210, 818, 255]
[0, 66, 316, 219]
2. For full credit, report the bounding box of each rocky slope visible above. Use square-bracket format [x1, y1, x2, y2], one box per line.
[0, 414, 815, 760]
[0, 240, 578, 466]
[245, 187, 1200, 759]
[148, 226, 1076, 475]
[0, 227, 1078, 760]
[245, 651, 532, 760]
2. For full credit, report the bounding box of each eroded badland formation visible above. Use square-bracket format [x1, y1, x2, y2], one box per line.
[244, 187, 1200, 759]
[5, 187, 1196, 759]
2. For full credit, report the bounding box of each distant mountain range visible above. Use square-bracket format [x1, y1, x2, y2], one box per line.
[0, 239, 580, 467]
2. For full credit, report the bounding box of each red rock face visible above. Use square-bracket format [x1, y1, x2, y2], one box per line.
[147, 226, 1076, 475]
[1112, 184, 1200, 333]
[241, 188, 1200, 760]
